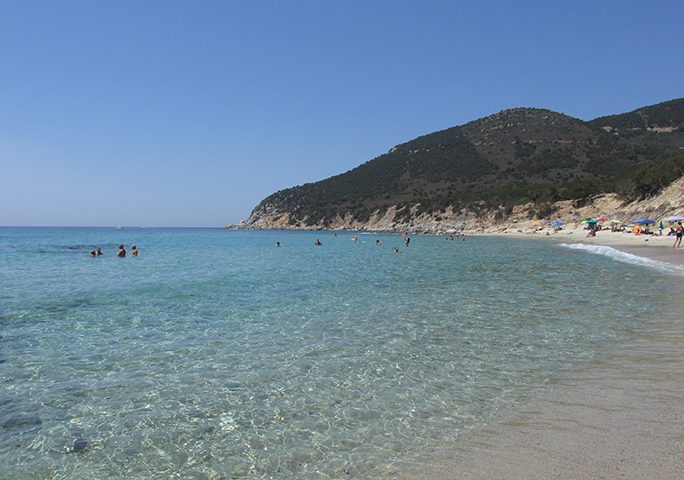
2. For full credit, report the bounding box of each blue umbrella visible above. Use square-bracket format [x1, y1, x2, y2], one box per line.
[552, 220, 563, 227]
[633, 219, 655, 225]
[664, 216, 684, 222]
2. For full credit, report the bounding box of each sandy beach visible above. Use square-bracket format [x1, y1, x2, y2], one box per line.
[494, 226, 684, 266]
[396, 230, 684, 479]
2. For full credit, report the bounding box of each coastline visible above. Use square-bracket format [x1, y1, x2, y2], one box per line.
[483, 227, 684, 267]
[397, 230, 684, 480]
[398, 309, 684, 479]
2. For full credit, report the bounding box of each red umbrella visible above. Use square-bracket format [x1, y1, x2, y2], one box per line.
[597, 217, 609, 222]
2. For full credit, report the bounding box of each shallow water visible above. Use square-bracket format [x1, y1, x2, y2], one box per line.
[0, 228, 677, 479]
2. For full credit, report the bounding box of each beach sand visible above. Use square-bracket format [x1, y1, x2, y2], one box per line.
[396, 230, 684, 480]
[501, 227, 684, 266]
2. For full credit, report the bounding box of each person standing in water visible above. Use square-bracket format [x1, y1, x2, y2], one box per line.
[117, 244, 126, 257]
[314, 239, 322, 246]
[131, 245, 138, 257]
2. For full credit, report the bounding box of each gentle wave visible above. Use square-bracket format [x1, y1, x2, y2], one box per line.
[559, 243, 684, 275]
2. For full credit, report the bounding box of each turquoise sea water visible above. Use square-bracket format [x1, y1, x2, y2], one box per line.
[0, 228, 678, 479]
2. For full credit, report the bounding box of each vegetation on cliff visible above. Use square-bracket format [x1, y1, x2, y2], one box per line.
[248, 98, 684, 227]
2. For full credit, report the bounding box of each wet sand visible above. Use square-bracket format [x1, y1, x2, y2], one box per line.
[396, 232, 684, 480]
[491, 228, 684, 266]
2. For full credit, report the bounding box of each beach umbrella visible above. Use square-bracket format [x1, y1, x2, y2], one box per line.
[610, 219, 622, 224]
[581, 219, 598, 225]
[664, 216, 684, 222]
[632, 219, 655, 225]
[597, 217, 609, 222]
[551, 220, 563, 227]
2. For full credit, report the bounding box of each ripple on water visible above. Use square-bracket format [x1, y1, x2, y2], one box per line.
[0, 229, 677, 478]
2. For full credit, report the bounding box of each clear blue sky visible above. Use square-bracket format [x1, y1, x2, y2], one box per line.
[1, 0, 682, 227]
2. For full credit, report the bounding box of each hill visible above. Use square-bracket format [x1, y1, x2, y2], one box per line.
[246, 98, 684, 229]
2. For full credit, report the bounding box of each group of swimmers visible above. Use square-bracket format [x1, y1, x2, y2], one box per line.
[270, 231, 470, 252]
[90, 245, 138, 257]
[276, 234, 418, 253]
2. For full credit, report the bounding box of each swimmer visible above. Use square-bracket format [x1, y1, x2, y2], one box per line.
[393, 247, 400, 253]
[314, 239, 322, 246]
[131, 245, 138, 257]
[275, 241, 281, 247]
[376, 239, 382, 246]
[404, 236, 410, 247]
[117, 244, 126, 257]
[96, 247, 102, 256]
[90, 250, 97, 257]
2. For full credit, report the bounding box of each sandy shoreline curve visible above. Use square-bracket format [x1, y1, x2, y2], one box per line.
[485, 227, 684, 267]
[395, 230, 684, 480]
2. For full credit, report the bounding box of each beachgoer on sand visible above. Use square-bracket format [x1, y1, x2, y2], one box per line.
[674, 222, 683, 248]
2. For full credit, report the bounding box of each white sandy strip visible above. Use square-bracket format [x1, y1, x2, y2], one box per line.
[558, 242, 684, 276]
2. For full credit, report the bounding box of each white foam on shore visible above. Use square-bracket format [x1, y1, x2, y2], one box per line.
[559, 243, 684, 276]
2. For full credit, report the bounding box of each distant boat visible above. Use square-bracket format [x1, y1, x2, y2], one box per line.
[115, 225, 123, 230]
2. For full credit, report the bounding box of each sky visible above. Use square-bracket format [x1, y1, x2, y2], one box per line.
[1, 0, 682, 227]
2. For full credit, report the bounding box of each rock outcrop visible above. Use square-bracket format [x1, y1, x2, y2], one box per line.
[241, 175, 684, 234]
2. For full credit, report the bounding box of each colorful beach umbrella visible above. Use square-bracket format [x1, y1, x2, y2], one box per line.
[664, 216, 684, 222]
[632, 219, 655, 225]
[597, 217, 609, 222]
[581, 219, 598, 225]
[610, 219, 622, 224]
[552, 220, 563, 227]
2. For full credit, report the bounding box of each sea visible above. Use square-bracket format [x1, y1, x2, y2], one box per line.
[0, 227, 681, 479]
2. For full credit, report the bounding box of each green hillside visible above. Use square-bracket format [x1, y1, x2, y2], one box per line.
[248, 98, 684, 227]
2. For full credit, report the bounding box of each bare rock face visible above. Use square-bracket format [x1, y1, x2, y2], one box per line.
[243, 174, 684, 235]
